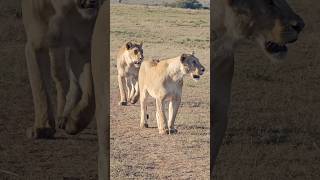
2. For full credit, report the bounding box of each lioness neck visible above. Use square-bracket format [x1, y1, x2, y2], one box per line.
[122, 50, 133, 65]
[166, 56, 184, 82]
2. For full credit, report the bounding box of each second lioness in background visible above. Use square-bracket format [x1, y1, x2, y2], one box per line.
[116, 41, 144, 105]
[139, 53, 205, 134]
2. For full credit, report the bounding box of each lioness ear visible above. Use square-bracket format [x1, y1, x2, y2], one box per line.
[126, 42, 133, 50]
[180, 54, 188, 63]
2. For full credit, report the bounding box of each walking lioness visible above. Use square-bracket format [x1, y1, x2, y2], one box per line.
[139, 53, 205, 134]
[116, 41, 144, 105]
[212, 0, 305, 176]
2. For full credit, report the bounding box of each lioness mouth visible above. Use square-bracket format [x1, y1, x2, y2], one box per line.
[193, 75, 200, 79]
[265, 41, 288, 54]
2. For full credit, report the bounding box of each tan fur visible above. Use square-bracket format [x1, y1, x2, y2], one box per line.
[116, 41, 144, 105]
[212, 0, 305, 175]
[139, 53, 205, 134]
[22, 0, 102, 138]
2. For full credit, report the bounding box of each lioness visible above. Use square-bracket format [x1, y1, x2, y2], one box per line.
[139, 53, 205, 134]
[116, 41, 144, 105]
[22, 0, 102, 138]
[23, 0, 107, 179]
[212, 0, 305, 176]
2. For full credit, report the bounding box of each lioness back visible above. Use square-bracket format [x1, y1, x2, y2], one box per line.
[139, 60, 168, 88]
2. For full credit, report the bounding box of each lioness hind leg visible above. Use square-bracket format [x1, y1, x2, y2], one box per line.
[139, 89, 148, 128]
[117, 75, 127, 106]
[59, 50, 95, 135]
[130, 77, 139, 104]
[25, 43, 56, 139]
[156, 98, 169, 135]
[168, 97, 181, 134]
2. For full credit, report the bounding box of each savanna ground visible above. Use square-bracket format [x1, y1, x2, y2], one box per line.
[110, 4, 210, 180]
[216, 1, 320, 179]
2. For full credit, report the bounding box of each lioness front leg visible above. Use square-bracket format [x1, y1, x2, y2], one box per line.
[139, 89, 148, 128]
[130, 77, 139, 104]
[117, 75, 127, 105]
[156, 98, 169, 135]
[62, 49, 81, 122]
[125, 77, 133, 102]
[25, 43, 56, 139]
[168, 96, 181, 134]
[59, 50, 95, 135]
[49, 47, 68, 120]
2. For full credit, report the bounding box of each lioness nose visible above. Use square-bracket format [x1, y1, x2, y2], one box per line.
[291, 19, 305, 33]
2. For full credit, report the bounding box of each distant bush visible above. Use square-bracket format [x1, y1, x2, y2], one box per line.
[165, 0, 203, 9]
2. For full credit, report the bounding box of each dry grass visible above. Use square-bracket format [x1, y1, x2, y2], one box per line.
[110, 4, 210, 179]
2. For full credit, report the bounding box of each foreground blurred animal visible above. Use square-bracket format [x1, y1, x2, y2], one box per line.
[23, 0, 107, 179]
[212, 0, 305, 176]
[139, 53, 205, 134]
[116, 41, 144, 105]
[22, 0, 102, 138]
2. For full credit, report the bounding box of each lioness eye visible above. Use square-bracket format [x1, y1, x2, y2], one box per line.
[134, 50, 138, 55]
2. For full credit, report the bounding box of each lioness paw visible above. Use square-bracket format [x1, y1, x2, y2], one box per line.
[58, 117, 67, 130]
[119, 101, 127, 106]
[140, 123, 148, 128]
[159, 129, 169, 135]
[169, 128, 178, 134]
[26, 127, 56, 139]
[130, 98, 139, 104]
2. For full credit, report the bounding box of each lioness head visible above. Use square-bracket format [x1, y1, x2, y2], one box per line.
[225, 0, 305, 62]
[75, 0, 101, 19]
[125, 41, 144, 68]
[180, 53, 205, 81]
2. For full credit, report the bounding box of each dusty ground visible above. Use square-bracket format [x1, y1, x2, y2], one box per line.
[215, 1, 320, 179]
[110, 4, 210, 180]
